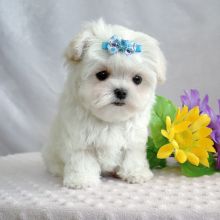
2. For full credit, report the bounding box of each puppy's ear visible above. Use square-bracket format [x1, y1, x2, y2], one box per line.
[65, 30, 93, 62]
[140, 33, 167, 84]
[155, 47, 166, 84]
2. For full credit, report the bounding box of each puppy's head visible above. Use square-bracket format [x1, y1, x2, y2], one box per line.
[65, 19, 166, 123]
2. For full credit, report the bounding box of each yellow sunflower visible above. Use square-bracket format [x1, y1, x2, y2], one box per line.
[157, 105, 216, 167]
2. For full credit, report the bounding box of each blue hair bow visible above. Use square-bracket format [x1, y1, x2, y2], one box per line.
[102, 35, 142, 55]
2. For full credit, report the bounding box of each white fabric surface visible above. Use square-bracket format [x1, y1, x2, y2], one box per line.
[0, 0, 220, 155]
[0, 152, 220, 220]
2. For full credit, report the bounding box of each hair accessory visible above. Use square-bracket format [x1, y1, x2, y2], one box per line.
[102, 35, 142, 55]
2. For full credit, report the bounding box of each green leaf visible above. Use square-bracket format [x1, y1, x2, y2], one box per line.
[153, 96, 177, 121]
[180, 154, 216, 177]
[146, 96, 177, 170]
[149, 96, 177, 149]
[146, 137, 166, 169]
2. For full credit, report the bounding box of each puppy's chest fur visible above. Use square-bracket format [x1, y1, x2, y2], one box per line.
[76, 113, 148, 172]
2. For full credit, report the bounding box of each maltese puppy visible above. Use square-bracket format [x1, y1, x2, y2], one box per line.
[42, 19, 166, 188]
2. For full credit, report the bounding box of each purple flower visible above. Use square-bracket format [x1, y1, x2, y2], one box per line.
[181, 90, 200, 109]
[181, 89, 220, 168]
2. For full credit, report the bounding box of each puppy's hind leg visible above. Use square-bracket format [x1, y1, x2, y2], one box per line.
[42, 146, 64, 177]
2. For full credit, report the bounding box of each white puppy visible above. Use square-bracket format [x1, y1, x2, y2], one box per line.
[42, 19, 166, 188]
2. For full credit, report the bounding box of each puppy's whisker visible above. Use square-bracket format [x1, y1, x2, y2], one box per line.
[92, 92, 113, 108]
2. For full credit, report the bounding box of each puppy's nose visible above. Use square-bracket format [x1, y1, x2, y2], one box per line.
[114, 88, 127, 100]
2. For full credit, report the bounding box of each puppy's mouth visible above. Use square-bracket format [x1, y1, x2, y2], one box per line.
[112, 102, 126, 106]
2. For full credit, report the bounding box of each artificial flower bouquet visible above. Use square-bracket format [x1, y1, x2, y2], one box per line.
[147, 89, 220, 177]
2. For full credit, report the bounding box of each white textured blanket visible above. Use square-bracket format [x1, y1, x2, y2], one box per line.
[0, 153, 219, 219]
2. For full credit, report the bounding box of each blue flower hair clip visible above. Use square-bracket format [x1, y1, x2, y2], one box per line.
[102, 35, 142, 55]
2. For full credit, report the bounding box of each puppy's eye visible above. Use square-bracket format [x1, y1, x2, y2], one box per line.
[96, 71, 110, 81]
[132, 75, 142, 85]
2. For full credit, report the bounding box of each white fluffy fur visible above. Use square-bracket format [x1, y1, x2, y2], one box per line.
[42, 19, 166, 188]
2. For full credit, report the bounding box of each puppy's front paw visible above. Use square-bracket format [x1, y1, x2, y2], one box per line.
[63, 174, 100, 189]
[117, 169, 153, 184]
